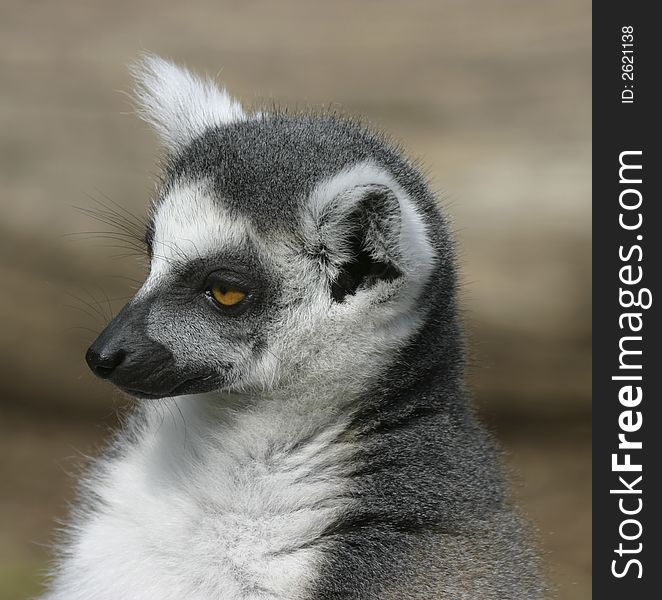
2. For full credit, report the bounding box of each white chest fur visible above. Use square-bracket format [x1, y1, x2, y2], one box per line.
[46, 396, 354, 600]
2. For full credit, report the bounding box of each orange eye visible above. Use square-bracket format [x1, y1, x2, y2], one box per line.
[211, 285, 246, 307]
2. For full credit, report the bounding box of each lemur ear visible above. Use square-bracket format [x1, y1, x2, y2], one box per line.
[130, 54, 244, 151]
[309, 163, 435, 303]
[324, 185, 403, 302]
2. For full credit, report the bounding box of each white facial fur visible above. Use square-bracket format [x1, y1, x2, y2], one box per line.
[142, 178, 256, 288]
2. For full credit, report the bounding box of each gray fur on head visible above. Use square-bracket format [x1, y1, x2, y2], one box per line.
[43, 56, 544, 600]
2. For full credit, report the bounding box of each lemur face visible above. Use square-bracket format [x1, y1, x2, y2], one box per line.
[86, 56, 436, 400]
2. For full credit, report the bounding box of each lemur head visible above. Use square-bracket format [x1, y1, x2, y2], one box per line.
[86, 55, 452, 401]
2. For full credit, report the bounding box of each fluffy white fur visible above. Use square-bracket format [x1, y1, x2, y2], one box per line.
[131, 55, 245, 150]
[45, 396, 355, 600]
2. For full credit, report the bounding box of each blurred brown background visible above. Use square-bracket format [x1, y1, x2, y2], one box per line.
[0, 1, 591, 598]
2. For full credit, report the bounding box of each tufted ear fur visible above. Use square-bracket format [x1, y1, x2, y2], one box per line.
[308, 163, 435, 303]
[130, 54, 244, 151]
[319, 185, 403, 302]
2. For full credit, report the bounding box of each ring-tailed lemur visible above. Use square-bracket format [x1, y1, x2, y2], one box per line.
[42, 55, 543, 600]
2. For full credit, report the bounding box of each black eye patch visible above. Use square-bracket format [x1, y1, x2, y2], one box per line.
[175, 256, 254, 289]
[156, 249, 278, 317]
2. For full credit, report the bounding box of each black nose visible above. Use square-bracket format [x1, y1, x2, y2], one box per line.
[85, 347, 126, 379]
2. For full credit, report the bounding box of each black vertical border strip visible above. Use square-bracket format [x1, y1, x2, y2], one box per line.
[594, 2, 661, 597]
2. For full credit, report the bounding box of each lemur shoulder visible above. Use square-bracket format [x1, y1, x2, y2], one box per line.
[42, 55, 544, 600]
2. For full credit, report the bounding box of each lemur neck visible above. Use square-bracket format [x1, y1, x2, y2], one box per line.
[346, 299, 468, 436]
